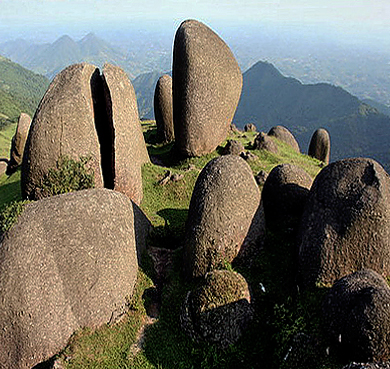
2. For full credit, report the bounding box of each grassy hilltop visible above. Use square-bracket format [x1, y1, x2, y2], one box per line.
[0, 121, 338, 368]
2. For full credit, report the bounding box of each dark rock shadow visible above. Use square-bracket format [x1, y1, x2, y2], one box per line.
[234, 202, 265, 268]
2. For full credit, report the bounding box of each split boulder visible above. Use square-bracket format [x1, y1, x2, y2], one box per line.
[173, 19, 242, 157]
[0, 188, 150, 369]
[22, 63, 103, 200]
[102, 63, 149, 204]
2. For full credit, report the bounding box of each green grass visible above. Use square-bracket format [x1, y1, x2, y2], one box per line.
[0, 168, 22, 206]
[0, 121, 343, 368]
[0, 120, 16, 159]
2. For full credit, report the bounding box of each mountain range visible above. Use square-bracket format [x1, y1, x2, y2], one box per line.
[129, 61, 390, 171]
[0, 55, 49, 126]
[233, 61, 390, 170]
[0, 33, 170, 80]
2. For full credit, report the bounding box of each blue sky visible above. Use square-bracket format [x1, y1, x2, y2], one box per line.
[0, 0, 389, 42]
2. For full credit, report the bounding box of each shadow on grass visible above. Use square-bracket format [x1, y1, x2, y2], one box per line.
[147, 208, 188, 250]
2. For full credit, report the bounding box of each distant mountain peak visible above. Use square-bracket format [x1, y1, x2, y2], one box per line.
[79, 32, 99, 44]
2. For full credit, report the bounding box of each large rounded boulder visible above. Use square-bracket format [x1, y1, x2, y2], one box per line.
[173, 19, 243, 157]
[183, 155, 261, 279]
[21, 63, 148, 204]
[22, 63, 103, 199]
[262, 163, 313, 235]
[308, 128, 331, 164]
[154, 74, 174, 143]
[7, 113, 32, 175]
[102, 63, 149, 204]
[181, 270, 253, 348]
[268, 125, 300, 153]
[0, 188, 151, 369]
[299, 158, 390, 287]
[323, 269, 390, 362]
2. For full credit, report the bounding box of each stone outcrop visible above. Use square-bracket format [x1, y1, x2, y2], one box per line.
[21, 63, 148, 204]
[253, 132, 278, 154]
[7, 113, 32, 175]
[262, 164, 313, 235]
[102, 63, 148, 204]
[173, 19, 242, 157]
[183, 155, 261, 279]
[308, 128, 330, 164]
[0, 188, 150, 369]
[268, 125, 300, 153]
[154, 74, 174, 143]
[221, 139, 244, 156]
[299, 158, 390, 287]
[323, 269, 390, 362]
[181, 270, 253, 348]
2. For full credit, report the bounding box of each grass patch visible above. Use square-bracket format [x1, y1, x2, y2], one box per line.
[0, 119, 16, 159]
[0, 168, 22, 207]
[38, 155, 95, 197]
[0, 198, 30, 236]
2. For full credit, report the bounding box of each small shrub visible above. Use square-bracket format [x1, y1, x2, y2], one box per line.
[39, 155, 95, 197]
[0, 200, 30, 235]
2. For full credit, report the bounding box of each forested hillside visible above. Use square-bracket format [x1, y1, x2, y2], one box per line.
[233, 61, 390, 170]
[0, 55, 49, 126]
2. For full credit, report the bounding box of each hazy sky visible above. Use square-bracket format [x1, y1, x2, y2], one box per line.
[0, 0, 389, 42]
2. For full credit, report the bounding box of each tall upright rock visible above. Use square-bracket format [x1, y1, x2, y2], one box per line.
[102, 63, 149, 204]
[7, 113, 32, 175]
[154, 74, 174, 143]
[183, 155, 261, 279]
[308, 128, 331, 164]
[22, 63, 103, 199]
[173, 19, 242, 157]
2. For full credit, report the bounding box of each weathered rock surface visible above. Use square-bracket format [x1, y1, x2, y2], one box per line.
[262, 164, 313, 235]
[299, 158, 390, 287]
[154, 74, 174, 143]
[268, 125, 300, 153]
[221, 139, 244, 155]
[21, 63, 148, 203]
[7, 113, 32, 175]
[253, 132, 278, 154]
[102, 63, 148, 205]
[323, 269, 390, 363]
[183, 155, 261, 279]
[181, 270, 253, 348]
[308, 128, 331, 164]
[0, 188, 150, 369]
[22, 63, 103, 199]
[173, 19, 243, 157]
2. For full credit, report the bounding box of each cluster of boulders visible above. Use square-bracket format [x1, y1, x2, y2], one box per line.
[1, 16, 390, 369]
[0, 60, 153, 367]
